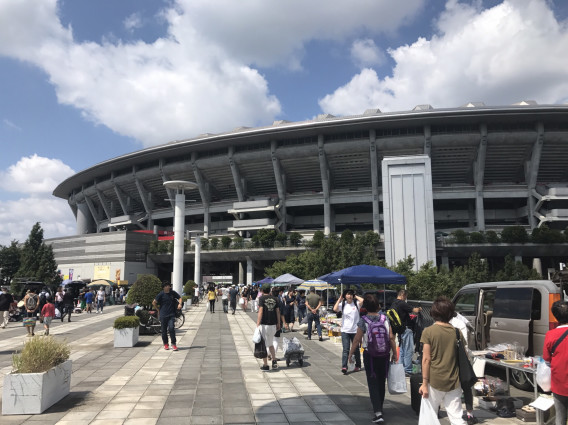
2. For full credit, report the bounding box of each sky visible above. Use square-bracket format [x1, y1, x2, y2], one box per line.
[0, 0, 567, 246]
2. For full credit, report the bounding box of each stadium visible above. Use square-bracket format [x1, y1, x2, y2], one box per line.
[50, 102, 568, 284]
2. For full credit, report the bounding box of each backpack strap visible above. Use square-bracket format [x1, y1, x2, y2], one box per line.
[551, 328, 568, 356]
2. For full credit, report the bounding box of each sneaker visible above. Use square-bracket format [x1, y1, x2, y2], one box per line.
[341, 367, 347, 374]
[260, 365, 269, 371]
[306, 337, 311, 340]
[372, 413, 384, 423]
[466, 413, 478, 425]
[319, 336, 323, 341]
[172, 345, 179, 351]
[272, 360, 278, 369]
[164, 344, 169, 350]
[354, 367, 361, 372]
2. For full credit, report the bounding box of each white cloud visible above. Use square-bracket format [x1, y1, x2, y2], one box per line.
[123, 12, 143, 32]
[2, 119, 21, 131]
[351, 39, 386, 68]
[0, 155, 76, 245]
[320, 0, 568, 115]
[0, 154, 75, 194]
[0, 0, 424, 146]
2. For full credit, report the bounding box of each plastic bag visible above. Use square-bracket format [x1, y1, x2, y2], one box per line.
[536, 360, 551, 392]
[252, 326, 262, 344]
[282, 336, 304, 354]
[347, 355, 356, 372]
[387, 362, 408, 394]
[418, 396, 441, 425]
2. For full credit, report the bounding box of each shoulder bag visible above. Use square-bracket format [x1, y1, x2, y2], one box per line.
[456, 328, 477, 389]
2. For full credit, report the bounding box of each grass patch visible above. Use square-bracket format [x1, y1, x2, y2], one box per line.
[113, 316, 140, 329]
[12, 337, 70, 373]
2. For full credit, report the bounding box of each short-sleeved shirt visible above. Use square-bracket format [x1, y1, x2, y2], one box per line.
[41, 303, 55, 317]
[97, 290, 105, 301]
[229, 288, 238, 302]
[258, 294, 279, 325]
[221, 287, 229, 300]
[420, 324, 460, 392]
[208, 290, 216, 301]
[296, 295, 306, 310]
[84, 292, 94, 303]
[391, 299, 414, 327]
[63, 292, 74, 305]
[0, 292, 14, 311]
[306, 292, 321, 309]
[154, 290, 181, 319]
[341, 301, 360, 334]
[543, 325, 568, 396]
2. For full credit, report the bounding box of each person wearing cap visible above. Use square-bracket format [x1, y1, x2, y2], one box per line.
[306, 287, 323, 341]
[153, 281, 183, 351]
[0, 286, 14, 329]
[257, 283, 281, 370]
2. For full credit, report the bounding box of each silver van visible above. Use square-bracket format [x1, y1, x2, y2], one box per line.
[452, 280, 564, 389]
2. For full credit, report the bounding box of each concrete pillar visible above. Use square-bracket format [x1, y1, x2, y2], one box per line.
[442, 254, 450, 269]
[203, 207, 210, 238]
[239, 262, 244, 284]
[532, 258, 542, 277]
[194, 234, 201, 290]
[172, 192, 186, 295]
[76, 202, 95, 234]
[369, 130, 380, 235]
[246, 257, 253, 286]
[515, 255, 523, 263]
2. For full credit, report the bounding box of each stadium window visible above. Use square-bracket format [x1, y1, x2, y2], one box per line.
[375, 126, 423, 138]
[430, 124, 479, 135]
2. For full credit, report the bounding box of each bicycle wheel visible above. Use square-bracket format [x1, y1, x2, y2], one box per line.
[148, 316, 161, 334]
[175, 313, 185, 329]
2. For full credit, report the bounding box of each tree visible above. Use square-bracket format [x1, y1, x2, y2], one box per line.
[210, 237, 219, 249]
[500, 226, 529, 243]
[531, 224, 565, 244]
[495, 255, 541, 281]
[0, 241, 21, 286]
[275, 232, 287, 246]
[289, 232, 303, 246]
[311, 231, 325, 248]
[126, 274, 162, 309]
[184, 279, 196, 295]
[13, 223, 60, 293]
[221, 236, 232, 249]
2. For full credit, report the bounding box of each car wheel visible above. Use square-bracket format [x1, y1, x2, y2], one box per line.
[510, 369, 533, 391]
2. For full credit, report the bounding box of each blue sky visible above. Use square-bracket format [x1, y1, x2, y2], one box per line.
[0, 0, 567, 245]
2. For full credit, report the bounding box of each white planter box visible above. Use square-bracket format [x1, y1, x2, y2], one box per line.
[2, 359, 72, 415]
[114, 326, 139, 348]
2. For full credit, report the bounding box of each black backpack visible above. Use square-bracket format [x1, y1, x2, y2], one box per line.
[386, 300, 406, 335]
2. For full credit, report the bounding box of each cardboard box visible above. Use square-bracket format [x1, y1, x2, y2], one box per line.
[516, 408, 536, 422]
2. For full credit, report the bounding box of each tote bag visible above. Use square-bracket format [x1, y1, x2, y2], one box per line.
[455, 329, 477, 389]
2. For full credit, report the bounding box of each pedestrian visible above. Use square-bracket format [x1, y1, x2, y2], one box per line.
[79, 291, 86, 312]
[119, 286, 125, 304]
[419, 296, 465, 425]
[250, 285, 259, 312]
[334, 289, 364, 374]
[296, 290, 307, 324]
[306, 287, 323, 341]
[221, 285, 230, 313]
[241, 285, 249, 311]
[450, 312, 476, 425]
[348, 294, 397, 424]
[153, 281, 182, 351]
[207, 285, 217, 313]
[270, 287, 286, 358]
[229, 284, 238, 314]
[84, 289, 94, 313]
[256, 283, 280, 370]
[194, 285, 200, 305]
[284, 289, 297, 331]
[391, 289, 422, 375]
[55, 287, 64, 318]
[61, 288, 74, 322]
[0, 286, 14, 329]
[23, 288, 39, 337]
[96, 286, 106, 313]
[41, 295, 55, 336]
[543, 300, 568, 425]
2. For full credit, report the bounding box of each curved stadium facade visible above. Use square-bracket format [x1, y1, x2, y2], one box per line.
[51, 102, 568, 283]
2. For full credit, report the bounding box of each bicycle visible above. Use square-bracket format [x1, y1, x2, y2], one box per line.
[137, 309, 185, 334]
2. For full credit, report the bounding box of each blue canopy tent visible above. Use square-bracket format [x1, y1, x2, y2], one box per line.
[318, 264, 406, 308]
[255, 277, 274, 286]
[273, 273, 304, 287]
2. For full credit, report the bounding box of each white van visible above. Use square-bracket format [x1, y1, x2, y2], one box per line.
[452, 280, 564, 389]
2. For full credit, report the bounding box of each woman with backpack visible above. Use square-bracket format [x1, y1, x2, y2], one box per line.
[348, 294, 397, 424]
[333, 289, 364, 374]
[23, 289, 40, 337]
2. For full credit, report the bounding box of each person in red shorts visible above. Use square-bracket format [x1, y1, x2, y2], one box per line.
[543, 300, 568, 425]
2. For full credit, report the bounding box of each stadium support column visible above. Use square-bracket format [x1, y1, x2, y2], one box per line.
[369, 130, 380, 235]
[474, 125, 488, 231]
[527, 123, 544, 229]
[194, 234, 201, 292]
[533, 258, 542, 277]
[163, 181, 199, 297]
[271, 140, 287, 233]
[318, 135, 331, 235]
[76, 201, 96, 234]
[246, 257, 253, 286]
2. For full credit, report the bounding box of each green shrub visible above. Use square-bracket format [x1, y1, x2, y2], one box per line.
[201, 238, 209, 249]
[275, 232, 288, 246]
[486, 230, 500, 243]
[500, 226, 529, 243]
[289, 232, 303, 246]
[532, 224, 566, 244]
[221, 236, 232, 249]
[184, 279, 196, 295]
[210, 237, 219, 249]
[452, 230, 470, 244]
[311, 230, 325, 247]
[469, 231, 486, 243]
[126, 274, 162, 309]
[233, 236, 244, 248]
[113, 316, 140, 329]
[12, 337, 70, 373]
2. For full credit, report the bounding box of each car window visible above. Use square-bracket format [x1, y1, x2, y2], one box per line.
[493, 287, 533, 320]
[454, 290, 477, 316]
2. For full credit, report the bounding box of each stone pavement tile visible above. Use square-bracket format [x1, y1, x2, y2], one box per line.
[222, 414, 256, 423]
[285, 412, 320, 422]
[94, 409, 131, 419]
[255, 413, 289, 423]
[0, 416, 30, 425]
[310, 403, 341, 413]
[192, 397, 221, 407]
[281, 404, 315, 414]
[59, 411, 99, 421]
[128, 408, 163, 418]
[316, 411, 351, 422]
[124, 418, 158, 425]
[192, 407, 222, 416]
[139, 395, 168, 403]
[159, 407, 192, 417]
[188, 415, 224, 424]
[253, 405, 284, 414]
[103, 402, 136, 411]
[90, 419, 125, 425]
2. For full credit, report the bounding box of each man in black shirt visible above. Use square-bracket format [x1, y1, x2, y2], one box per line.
[153, 281, 182, 351]
[391, 289, 421, 375]
[229, 285, 239, 315]
[256, 283, 281, 370]
[61, 289, 75, 322]
[0, 287, 14, 328]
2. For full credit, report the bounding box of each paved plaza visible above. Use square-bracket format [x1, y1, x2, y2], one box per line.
[0, 302, 533, 424]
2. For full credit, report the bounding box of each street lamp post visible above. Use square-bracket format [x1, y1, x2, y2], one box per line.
[163, 180, 198, 296]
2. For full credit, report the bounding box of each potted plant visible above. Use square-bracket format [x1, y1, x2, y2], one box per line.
[3, 337, 71, 415]
[113, 316, 140, 348]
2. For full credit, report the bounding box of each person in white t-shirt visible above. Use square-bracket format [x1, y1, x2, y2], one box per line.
[333, 289, 364, 374]
[96, 287, 106, 314]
